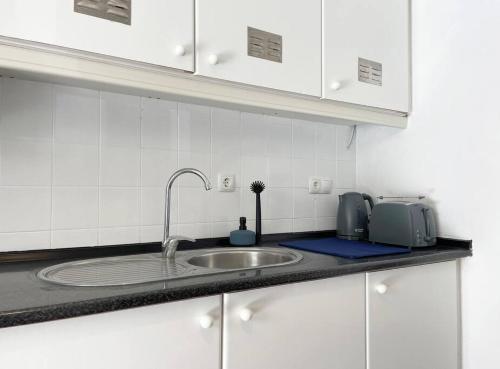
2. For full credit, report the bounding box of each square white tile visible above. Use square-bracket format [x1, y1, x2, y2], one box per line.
[141, 98, 178, 150]
[262, 219, 292, 234]
[210, 190, 240, 222]
[292, 158, 315, 188]
[212, 108, 241, 155]
[268, 157, 292, 188]
[265, 188, 293, 219]
[337, 161, 356, 189]
[241, 113, 268, 156]
[53, 143, 98, 186]
[316, 123, 337, 160]
[141, 149, 178, 187]
[267, 116, 292, 158]
[98, 227, 140, 246]
[0, 231, 51, 252]
[51, 229, 98, 248]
[99, 188, 140, 228]
[0, 139, 52, 186]
[52, 187, 98, 230]
[292, 119, 315, 159]
[100, 91, 141, 147]
[293, 218, 315, 233]
[178, 103, 211, 153]
[316, 159, 337, 182]
[177, 223, 211, 239]
[179, 187, 210, 224]
[178, 187, 211, 223]
[0, 187, 51, 232]
[140, 225, 164, 243]
[316, 217, 337, 231]
[100, 146, 140, 187]
[0, 78, 52, 140]
[293, 188, 315, 218]
[54, 85, 99, 145]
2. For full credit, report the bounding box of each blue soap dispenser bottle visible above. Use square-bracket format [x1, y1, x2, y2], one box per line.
[230, 217, 256, 246]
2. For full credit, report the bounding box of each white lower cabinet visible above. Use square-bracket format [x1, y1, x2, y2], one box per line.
[367, 261, 459, 369]
[0, 295, 221, 369]
[0, 262, 460, 369]
[222, 275, 366, 369]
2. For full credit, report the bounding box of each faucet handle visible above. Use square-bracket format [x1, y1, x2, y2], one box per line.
[162, 235, 196, 258]
[167, 235, 196, 243]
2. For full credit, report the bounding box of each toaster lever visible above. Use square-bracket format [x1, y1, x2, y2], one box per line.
[422, 208, 433, 242]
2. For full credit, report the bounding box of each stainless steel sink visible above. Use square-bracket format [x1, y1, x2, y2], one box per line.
[37, 247, 302, 287]
[186, 248, 301, 270]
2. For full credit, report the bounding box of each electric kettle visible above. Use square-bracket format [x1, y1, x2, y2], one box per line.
[337, 192, 374, 240]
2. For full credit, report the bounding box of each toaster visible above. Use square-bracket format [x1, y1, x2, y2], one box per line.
[368, 202, 437, 247]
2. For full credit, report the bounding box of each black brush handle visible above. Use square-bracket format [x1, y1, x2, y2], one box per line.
[255, 193, 261, 244]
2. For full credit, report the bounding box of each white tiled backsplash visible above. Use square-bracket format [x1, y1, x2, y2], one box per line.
[0, 77, 356, 251]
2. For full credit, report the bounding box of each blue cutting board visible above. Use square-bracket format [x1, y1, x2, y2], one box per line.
[279, 237, 410, 259]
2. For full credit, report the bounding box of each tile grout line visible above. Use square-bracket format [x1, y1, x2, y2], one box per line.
[49, 83, 55, 248]
[138, 97, 144, 242]
[96, 90, 102, 246]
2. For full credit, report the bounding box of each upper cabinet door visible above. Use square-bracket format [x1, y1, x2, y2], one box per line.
[196, 0, 322, 97]
[323, 0, 410, 112]
[367, 261, 459, 369]
[223, 275, 365, 369]
[0, 1, 194, 71]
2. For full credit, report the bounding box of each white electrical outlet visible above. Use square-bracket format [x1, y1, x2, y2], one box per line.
[308, 177, 333, 194]
[217, 174, 236, 192]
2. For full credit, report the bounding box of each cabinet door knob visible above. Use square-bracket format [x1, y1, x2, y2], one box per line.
[199, 315, 214, 329]
[330, 81, 342, 91]
[174, 45, 186, 57]
[208, 54, 219, 65]
[239, 308, 253, 322]
[375, 284, 388, 294]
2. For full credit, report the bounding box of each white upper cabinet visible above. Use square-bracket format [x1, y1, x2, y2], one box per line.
[0, 296, 221, 369]
[323, 0, 410, 112]
[0, 1, 194, 71]
[222, 275, 365, 369]
[367, 261, 459, 369]
[195, 0, 322, 97]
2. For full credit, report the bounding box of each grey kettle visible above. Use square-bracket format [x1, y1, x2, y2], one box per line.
[337, 192, 374, 240]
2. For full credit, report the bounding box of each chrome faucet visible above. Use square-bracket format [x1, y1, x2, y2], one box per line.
[162, 168, 212, 258]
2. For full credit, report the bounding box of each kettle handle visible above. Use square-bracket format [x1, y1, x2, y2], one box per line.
[362, 193, 374, 209]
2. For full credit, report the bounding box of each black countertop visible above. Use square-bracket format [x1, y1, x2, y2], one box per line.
[0, 232, 471, 328]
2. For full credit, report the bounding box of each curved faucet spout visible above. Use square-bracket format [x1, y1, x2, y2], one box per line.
[163, 168, 212, 258]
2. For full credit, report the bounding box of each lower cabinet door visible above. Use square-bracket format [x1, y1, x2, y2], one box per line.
[367, 261, 459, 369]
[0, 296, 221, 369]
[223, 275, 365, 369]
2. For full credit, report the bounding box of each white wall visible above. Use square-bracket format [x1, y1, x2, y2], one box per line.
[0, 77, 355, 251]
[356, 1, 500, 368]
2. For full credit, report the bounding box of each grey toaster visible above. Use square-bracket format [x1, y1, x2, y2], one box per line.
[368, 202, 437, 247]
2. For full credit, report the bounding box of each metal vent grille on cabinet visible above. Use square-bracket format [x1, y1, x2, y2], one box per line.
[74, 0, 131, 25]
[247, 27, 282, 63]
[358, 58, 382, 86]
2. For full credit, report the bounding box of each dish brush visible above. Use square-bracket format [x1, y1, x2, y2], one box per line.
[250, 180, 265, 244]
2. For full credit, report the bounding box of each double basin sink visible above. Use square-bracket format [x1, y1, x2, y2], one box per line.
[38, 247, 303, 287]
